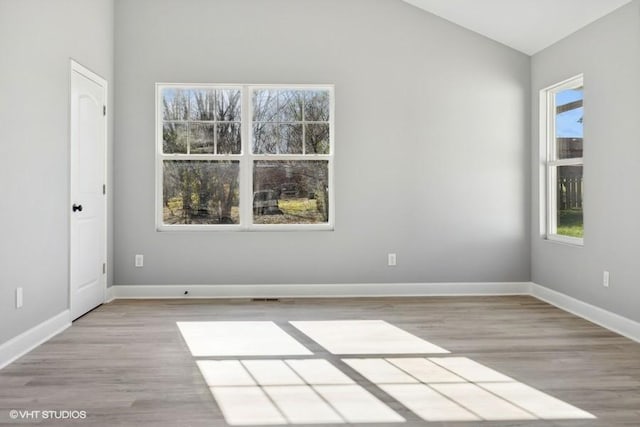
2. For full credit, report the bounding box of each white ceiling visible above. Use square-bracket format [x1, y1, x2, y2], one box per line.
[402, 0, 633, 55]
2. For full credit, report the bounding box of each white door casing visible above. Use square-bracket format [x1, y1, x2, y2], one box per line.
[70, 61, 107, 320]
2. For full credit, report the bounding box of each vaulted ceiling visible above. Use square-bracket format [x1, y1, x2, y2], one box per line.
[402, 0, 633, 55]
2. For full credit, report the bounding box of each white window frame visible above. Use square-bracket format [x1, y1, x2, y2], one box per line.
[155, 83, 335, 232]
[541, 74, 584, 246]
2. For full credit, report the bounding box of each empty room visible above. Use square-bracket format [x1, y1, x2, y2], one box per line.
[1, 0, 639, 425]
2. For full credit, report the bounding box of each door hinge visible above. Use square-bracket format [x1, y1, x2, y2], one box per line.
[103, 105, 106, 116]
[103, 263, 106, 274]
[103, 184, 106, 195]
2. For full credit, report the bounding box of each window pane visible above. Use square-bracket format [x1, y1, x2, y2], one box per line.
[253, 123, 278, 154]
[304, 90, 330, 121]
[253, 160, 329, 224]
[217, 89, 241, 121]
[163, 122, 188, 153]
[556, 165, 583, 238]
[162, 88, 189, 120]
[557, 137, 583, 159]
[305, 123, 330, 154]
[252, 124, 304, 154]
[253, 90, 279, 122]
[279, 124, 303, 154]
[189, 123, 215, 154]
[217, 123, 241, 154]
[190, 89, 216, 121]
[163, 160, 240, 225]
[279, 90, 304, 122]
[253, 89, 306, 122]
[555, 88, 583, 159]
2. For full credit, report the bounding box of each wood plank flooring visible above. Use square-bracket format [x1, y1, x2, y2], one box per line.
[0, 296, 639, 426]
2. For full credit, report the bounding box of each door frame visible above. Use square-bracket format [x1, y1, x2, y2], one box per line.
[69, 59, 109, 316]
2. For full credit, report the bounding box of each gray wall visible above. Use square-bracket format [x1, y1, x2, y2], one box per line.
[114, 0, 531, 286]
[0, 0, 114, 343]
[531, 2, 640, 322]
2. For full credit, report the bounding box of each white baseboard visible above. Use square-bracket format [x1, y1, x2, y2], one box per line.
[530, 283, 640, 343]
[111, 282, 531, 299]
[104, 286, 115, 303]
[3, 282, 637, 371]
[0, 310, 71, 370]
[113, 282, 640, 343]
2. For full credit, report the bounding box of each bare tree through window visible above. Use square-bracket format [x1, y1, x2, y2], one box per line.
[157, 85, 333, 229]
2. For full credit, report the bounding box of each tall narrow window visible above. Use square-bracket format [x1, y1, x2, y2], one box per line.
[156, 84, 334, 231]
[543, 75, 584, 244]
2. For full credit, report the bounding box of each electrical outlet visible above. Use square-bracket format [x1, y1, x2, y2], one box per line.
[603, 270, 610, 288]
[135, 254, 144, 268]
[16, 287, 23, 308]
[388, 253, 397, 267]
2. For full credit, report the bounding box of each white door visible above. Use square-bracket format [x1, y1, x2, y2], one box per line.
[70, 61, 107, 320]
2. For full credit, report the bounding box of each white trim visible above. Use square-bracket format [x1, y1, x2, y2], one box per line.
[109, 282, 640, 343]
[3, 283, 638, 371]
[530, 283, 640, 343]
[543, 74, 585, 94]
[549, 158, 584, 167]
[71, 60, 107, 88]
[538, 89, 548, 238]
[546, 233, 584, 246]
[0, 311, 71, 370]
[110, 282, 530, 299]
[105, 286, 116, 303]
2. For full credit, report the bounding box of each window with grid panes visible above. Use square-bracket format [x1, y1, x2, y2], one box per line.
[156, 84, 334, 231]
[542, 75, 584, 244]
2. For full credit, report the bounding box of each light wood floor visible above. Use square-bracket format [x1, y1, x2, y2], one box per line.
[1, 296, 639, 426]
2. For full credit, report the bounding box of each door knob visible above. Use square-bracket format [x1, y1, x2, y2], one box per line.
[72, 204, 83, 212]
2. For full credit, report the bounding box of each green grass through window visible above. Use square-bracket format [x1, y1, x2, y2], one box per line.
[557, 208, 583, 238]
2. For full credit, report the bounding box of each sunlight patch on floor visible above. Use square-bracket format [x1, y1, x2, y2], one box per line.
[198, 359, 405, 425]
[290, 320, 449, 354]
[380, 383, 479, 422]
[346, 357, 595, 422]
[479, 381, 596, 419]
[179, 320, 595, 425]
[177, 321, 312, 356]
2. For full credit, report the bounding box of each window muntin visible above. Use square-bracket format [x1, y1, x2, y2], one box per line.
[543, 76, 584, 244]
[156, 84, 334, 231]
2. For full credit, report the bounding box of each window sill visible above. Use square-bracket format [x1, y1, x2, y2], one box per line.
[156, 224, 334, 232]
[544, 234, 584, 247]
